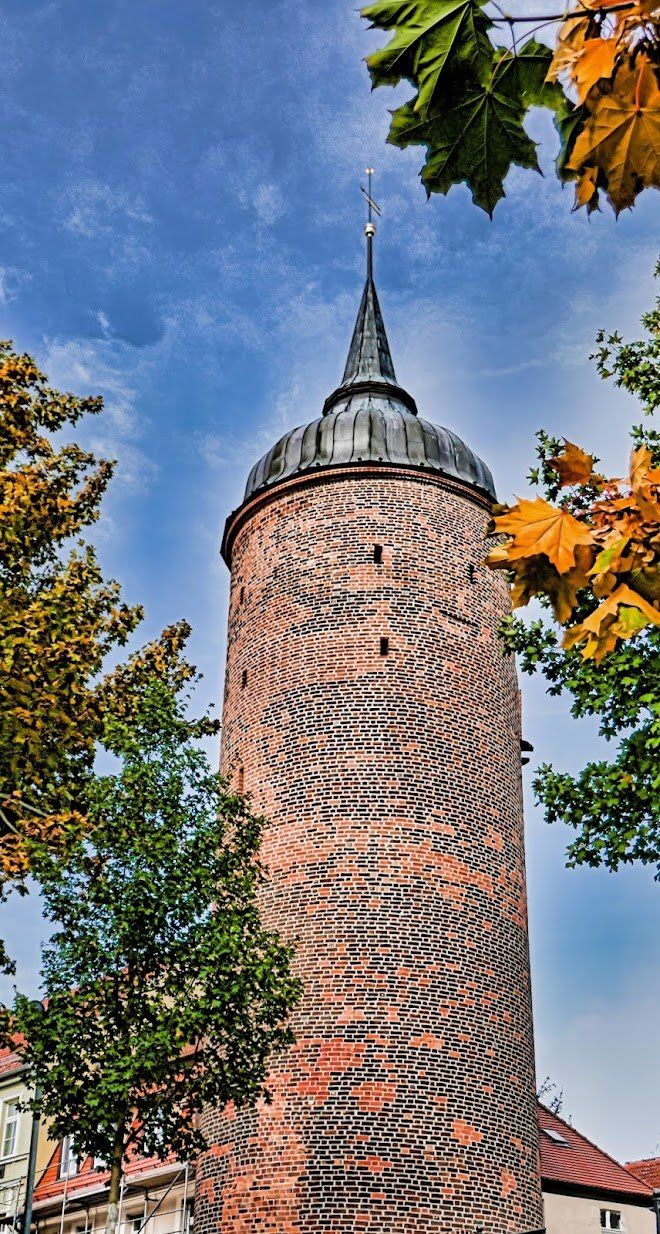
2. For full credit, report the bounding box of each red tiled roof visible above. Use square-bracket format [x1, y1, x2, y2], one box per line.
[34, 1140, 184, 1206]
[0, 1041, 25, 1076]
[626, 1158, 660, 1191]
[538, 1104, 654, 1201]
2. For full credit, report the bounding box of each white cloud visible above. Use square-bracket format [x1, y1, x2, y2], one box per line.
[60, 180, 154, 239]
[254, 183, 287, 226]
[0, 265, 27, 306]
[41, 336, 157, 492]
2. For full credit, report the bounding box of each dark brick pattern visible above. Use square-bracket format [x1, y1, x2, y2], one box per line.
[196, 465, 543, 1234]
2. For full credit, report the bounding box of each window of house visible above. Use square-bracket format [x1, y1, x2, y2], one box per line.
[59, 1136, 79, 1179]
[1, 1103, 19, 1160]
[129, 1214, 144, 1234]
[601, 1211, 622, 1230]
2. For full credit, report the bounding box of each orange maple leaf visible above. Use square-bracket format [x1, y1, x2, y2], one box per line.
[629, 445, 660, 522]
[549, 441, 597, 486]
[491, 497, 596, 574]
[572, 38, 619, 103]
[517, 546, 594, 622]
[567, 56, 660, 214]
[563, 583, 660, 661]
[547, 15, 593, 82]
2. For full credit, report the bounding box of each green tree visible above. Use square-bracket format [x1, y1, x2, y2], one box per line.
[493, 268, 660, 873]
[12, 680, 300, 1234]
[0, 340, 193, 886]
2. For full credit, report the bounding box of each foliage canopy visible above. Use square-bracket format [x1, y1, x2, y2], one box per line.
[0, 342, 197, 886]
[12, 680, 300, 1227]
[489, 267, 660, 872]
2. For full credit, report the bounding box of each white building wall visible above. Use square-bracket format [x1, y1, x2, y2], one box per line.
[544, 1188, 656, 1234]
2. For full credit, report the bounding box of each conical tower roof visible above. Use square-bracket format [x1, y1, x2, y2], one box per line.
[341, 272, 397, 386]
[238, 223, 495, 519]
[321, 227, 417, 418]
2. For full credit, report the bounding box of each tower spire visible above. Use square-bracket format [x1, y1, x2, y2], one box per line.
[339, 170, 397, 389]
[322, 172, 417, 416]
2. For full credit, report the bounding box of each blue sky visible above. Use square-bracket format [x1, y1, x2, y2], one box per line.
[0, 0, 658, 1166]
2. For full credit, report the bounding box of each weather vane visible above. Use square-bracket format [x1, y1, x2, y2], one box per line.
[360, 168, 381, 279]
[360, 167, 382, 226]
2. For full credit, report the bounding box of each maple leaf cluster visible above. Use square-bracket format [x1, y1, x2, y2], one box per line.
[494, 273, 659, 873]
[550, 0, 660, 213]
[362, 0, 659, 215]
[0, 343, 208, 886]
[487, 441, 660, 661]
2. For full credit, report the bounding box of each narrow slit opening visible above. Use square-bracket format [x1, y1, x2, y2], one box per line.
[380, 637, 389, 656]
[373, 544, 383, 565]
[241, 669, 248, 689]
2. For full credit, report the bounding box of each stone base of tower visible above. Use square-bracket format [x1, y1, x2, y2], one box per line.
[195, 466, 543, 1234]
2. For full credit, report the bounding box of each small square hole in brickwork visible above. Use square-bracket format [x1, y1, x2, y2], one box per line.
[241, 669, 248, 689]
[380, 637, 389, 656]
[373, 544, 383, 565]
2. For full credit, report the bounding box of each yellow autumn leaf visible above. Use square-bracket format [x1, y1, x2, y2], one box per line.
[633, 565, 660, 602]
[572, 38, 619, 103]
[546, 14, 592, 83]
[508, 546, 594, 622]
[629, 444, 660, 521]
[567, 56, 660, 214]
[491, 496, 596, 574]
[549, 440, 596, 486]
[563, 582, 660, 661]
[591, 534, 630, 576]
[574, 164, 600, 212]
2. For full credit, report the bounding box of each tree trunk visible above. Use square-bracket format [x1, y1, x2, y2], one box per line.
[105, 1125, 125, 1234]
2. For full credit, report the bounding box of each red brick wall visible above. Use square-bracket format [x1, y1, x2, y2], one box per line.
[196, 465, 543, 1234]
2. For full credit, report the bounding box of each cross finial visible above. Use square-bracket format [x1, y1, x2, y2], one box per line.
[360, 168, 381, 281]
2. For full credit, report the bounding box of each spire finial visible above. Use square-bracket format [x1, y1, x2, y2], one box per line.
[360, 168, 381, 282]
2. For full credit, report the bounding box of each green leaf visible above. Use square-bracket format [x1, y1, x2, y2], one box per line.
[492, 40, 562, 110]
[363, 0, 493, 117]
[388, 41, 558, 215]
[555, 97, 589, 180]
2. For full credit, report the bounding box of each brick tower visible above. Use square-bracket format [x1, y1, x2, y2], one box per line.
[195, 220, 543, 1234]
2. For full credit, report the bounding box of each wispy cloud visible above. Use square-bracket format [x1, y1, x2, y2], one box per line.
[41, 336, 156, 492]
[60, 179, 154, 238]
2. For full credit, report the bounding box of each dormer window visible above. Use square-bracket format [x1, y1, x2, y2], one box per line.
[59, 1135, 78, 1178]
[542, 1127, 570, 1147]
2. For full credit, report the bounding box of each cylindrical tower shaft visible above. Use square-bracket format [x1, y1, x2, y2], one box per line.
[196, 462, 542, 1234]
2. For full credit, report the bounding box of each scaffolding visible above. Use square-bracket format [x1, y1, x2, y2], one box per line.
[31, 1161, 192, 1234]
[0, 1151, 29, 1233]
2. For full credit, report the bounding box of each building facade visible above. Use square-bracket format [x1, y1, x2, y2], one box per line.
[0, 1046, 54, 1232]
[31, 1144, 192, 1234]
[539, 1106, 655, 1234]
[194, 227, 543, 1233]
